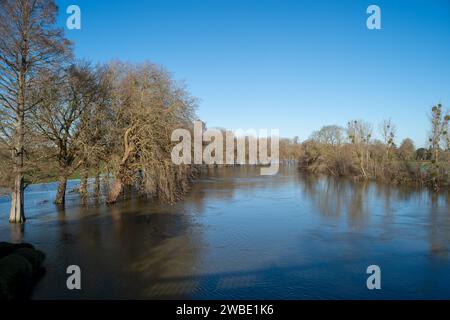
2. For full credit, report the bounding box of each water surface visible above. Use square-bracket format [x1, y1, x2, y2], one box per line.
[0, 166, 449, 299]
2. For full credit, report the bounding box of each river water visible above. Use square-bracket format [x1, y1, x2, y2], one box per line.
[0, 166, 449, 299]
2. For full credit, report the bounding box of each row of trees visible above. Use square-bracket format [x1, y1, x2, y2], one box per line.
[299, 104, 450, 190]
[0, 0, 197, 223]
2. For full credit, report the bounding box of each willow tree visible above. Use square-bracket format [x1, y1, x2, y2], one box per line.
[0, 0, 71, 222]
[106, 63, 196, 204]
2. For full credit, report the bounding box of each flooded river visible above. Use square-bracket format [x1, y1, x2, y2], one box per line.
[1, 166, 450, 299]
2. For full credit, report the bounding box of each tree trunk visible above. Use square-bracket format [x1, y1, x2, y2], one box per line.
[79, 167, 88, 200]
[107, 126, 134, 204]
[55, 174, 68, 206]
[94, 167, 101, 198]
[104, 166, 111, 193]
[9, 169, 25, 223]
[107, 177, 123, 204]
[357, 149, 367, 179]
[10, 72, 26, 224]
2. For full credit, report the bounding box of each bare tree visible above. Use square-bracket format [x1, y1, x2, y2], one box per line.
[428, 103, 450, 163]
[0, 0, 71, 222]
[76, 64, 114, 200]
[347, 120, 372, 178]
[379, 118, 396, 161]
[398, 138, 415, 161]
[106, 63, 196, 204]
[310, 125, 344, 147]
[32, 63, 100, 206]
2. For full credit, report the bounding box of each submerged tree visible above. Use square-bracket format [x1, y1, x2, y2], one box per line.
[106, 63, 197, 204]
[76, 65, 115, 200]
[0, 0, 71, 222]
[32, 63, 102, 206]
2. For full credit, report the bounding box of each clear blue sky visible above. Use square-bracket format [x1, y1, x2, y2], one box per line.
[56, 0, 450, 147]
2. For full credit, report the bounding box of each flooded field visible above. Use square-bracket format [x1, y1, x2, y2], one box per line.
[0, 166, 449, 299]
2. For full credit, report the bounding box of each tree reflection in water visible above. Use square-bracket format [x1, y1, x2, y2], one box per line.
[0, 166, 449, 299]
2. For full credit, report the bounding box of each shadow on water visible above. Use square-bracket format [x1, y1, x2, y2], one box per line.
[0, 166, 450, 299]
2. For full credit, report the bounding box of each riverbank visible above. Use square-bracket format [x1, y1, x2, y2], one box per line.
[298, 161, 450, 190]
[299, 141, 450, 191]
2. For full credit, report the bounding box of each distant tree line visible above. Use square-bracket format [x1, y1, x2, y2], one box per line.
[299, 104, 450, 190]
